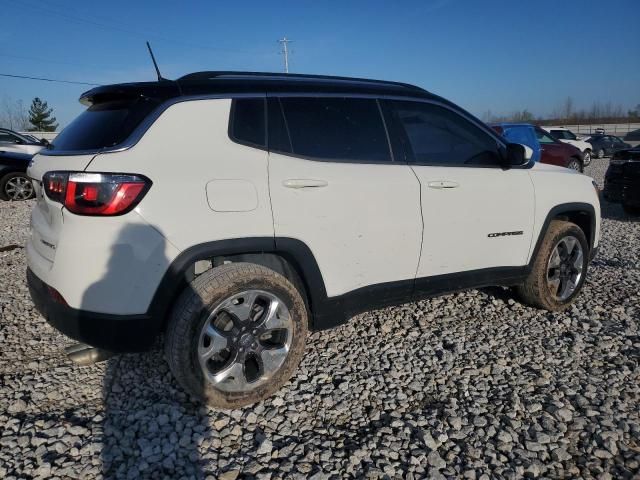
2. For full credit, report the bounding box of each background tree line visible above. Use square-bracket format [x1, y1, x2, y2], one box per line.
[482, 97, 640, 125]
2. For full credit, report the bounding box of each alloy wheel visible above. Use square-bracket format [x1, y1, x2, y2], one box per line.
[5, 176, 34, 200]
[197, 290, 293, 392]
[583, 151, 591, 166]
[546, 235, 584, 301]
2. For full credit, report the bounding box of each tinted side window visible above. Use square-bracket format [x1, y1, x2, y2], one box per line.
[276, 97, 391, 162]
[229, 98, 266, 147]
[0, 132, 18, 143]
[267, 98, 292, 153]
[393, 101, 500, 166]
[535, 128, 557, 144]
[51, 98, 160, 151]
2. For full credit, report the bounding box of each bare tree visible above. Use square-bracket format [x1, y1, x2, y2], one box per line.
[0, 96, 30, 131]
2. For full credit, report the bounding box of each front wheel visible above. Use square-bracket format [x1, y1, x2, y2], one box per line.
[596, 148, 605, 159]
[165, 262, 308, 408]
[517, 220, 589, 311]
[567, 158, 583, 172]
[0, 172, 34, 201]
[582, 150, 592, 166]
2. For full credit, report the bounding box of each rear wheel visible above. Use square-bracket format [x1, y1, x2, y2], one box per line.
[165, 262, 308, 408]
[582, 150, 592, 166]
[517, 220, 588, 311]
[623, 204, 640, 216]
[0, 172, 34, 201]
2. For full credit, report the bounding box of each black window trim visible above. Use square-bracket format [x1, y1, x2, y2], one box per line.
[266, 95, 397, 164]
[384, 98, 525, 170]
[227, 97, 268, 151]
[39, 91, 511, 165]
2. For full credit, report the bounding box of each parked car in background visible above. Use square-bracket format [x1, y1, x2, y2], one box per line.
[0, 151, 35, 200]
[547, 127, 593, 166]
[594, 128, 605, 135]
[603, 145, 640, 215]
[0, 128, 46, 156]
[491, 123, 584, 171]
[584, 134, 632, 159]
[624, 128, 640, 142]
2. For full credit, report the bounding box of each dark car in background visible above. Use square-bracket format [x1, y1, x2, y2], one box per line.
[585, 134, 632, 159]
[490, 123, 584, 171]
[0, 151, 35, 200]
[603, 146, 640, 215]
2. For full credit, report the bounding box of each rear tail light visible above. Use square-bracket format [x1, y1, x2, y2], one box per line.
[42, 172, 151, 216]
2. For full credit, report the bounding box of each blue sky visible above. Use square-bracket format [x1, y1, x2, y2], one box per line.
[1, 0, 639, 128]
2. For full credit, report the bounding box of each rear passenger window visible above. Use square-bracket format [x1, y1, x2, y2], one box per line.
[273, 97, 391, 162]
[393, 101, 501, 166]
[229, 98, 266, 148]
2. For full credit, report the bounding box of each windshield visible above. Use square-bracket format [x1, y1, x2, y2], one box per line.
[50, 97, 161, 151]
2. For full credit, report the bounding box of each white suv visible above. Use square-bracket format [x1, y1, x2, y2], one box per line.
[26, 72, 601, 408]
[547, 127, 593, 166]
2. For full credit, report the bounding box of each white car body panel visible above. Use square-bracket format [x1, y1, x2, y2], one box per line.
[269, 153, 422, 297]
[527, 163, 601, 254]
[411, 165, 535, 277]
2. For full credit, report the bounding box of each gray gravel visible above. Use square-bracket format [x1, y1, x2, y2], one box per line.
[1, 159, 639, 479]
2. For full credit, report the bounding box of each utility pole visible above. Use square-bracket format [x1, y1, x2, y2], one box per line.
[278, 37, 292, 73]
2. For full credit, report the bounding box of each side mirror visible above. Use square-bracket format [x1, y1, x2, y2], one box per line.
[39, 138, 50, 146]
[505, 143, 533, 167]
[14, 138, 24, 144]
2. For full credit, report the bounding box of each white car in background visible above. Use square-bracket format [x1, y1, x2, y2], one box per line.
[0, 128, 46, 156]
[547, 127, 593, 166]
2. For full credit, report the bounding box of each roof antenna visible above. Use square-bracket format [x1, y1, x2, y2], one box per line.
[146, 41, 165, 81]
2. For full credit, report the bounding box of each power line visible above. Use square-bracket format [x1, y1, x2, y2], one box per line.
[278, 37, 292, 73]
[0, 73, 99, 86]
[6, 0, 262, 57]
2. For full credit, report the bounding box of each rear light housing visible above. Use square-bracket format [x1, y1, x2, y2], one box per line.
[42, 172, 151, 216]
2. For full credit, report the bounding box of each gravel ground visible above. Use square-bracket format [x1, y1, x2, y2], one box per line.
[1, 160, 639, 479]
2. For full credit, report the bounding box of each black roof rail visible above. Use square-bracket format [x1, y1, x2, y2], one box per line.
[177, 71, 427, 94]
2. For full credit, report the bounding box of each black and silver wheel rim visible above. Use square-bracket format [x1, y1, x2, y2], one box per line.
[197, 290, 293, 393]
[597, 149, 604, 159]
[583, 151, 591, 166]
[568, 160, 581, 171]
[5, 176, 33, 200]
[546, 235, 584, 301]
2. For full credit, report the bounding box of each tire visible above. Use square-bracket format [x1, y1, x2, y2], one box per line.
[0, 172, 35, 201]
[596, 148, 605, 159]
[165, 262, 308, 408]
[517, 220, 589, 311]
[623, 204, 640, 216]
[582, 150, 592, 166]
[567, 158, 582, 172]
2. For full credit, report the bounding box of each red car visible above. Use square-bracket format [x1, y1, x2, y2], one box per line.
[491, 123, 584, 171]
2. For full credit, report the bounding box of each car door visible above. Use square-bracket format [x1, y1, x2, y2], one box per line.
[387, 99, 535, 279]
[535, 128, 567, 167]
[267, 96, 422, 298]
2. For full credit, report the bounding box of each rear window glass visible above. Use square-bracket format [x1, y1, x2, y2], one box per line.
[50, 98, 160, 151]
[229, 98, 266, 147]
[276, 97, 391, 162]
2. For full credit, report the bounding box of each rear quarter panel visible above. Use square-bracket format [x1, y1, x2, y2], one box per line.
[85, 98, 274, 251]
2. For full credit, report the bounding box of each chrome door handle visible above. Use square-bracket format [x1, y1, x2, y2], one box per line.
[283, 179, 328, 189]
[427, 180, 459, 189]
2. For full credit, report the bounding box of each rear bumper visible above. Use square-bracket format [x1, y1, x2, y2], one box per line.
[27, 268, 158, 352]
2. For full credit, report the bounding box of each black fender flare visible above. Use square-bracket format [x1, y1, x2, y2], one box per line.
[146, 237, 328, 331]
[528, 202, 597, 267]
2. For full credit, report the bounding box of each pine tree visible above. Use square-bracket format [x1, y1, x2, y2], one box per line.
[28, 97, 58, 132]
